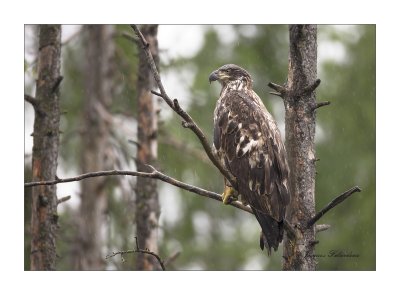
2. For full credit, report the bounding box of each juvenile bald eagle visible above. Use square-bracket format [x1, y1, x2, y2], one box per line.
[209, 64, 290, 254]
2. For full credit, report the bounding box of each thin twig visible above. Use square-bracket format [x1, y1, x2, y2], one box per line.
[106, 237, 166, 270]
[151, 90, 163, 98]
[24, 166, 253, 215]
[52, 75, 64, 93]
[269, 91, 283, 98]
[128, 139, 141, 148]
[25, 94, 45, 116]
[267, 82, 286, 95]
[131, 25, 172, 107]
[24, 94, 37, 106]
[57, 195, 71, 205]
[131, 24, 237, 189]
[303, 78, 321, 94]
[163, 251, 181, 267]
[135, 236, 140, 250]
[313, 101, 331, 110]
[24, 169, 155, 187]
[61, 27, 82, 46]
[315, 224, 330, 233]
[307, 186, 362, 228]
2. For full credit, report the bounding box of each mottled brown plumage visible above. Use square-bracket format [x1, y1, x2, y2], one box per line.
[209, 64, 290, 254]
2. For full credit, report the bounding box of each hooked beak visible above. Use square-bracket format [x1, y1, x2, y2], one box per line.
[208, 70, 219, 84]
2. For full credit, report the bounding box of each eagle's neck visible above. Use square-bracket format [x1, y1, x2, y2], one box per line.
[223, 77, 252, 93]
[219, 78, 267, 113]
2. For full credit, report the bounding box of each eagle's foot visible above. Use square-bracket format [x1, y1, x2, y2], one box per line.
[222, 186, 236, 204]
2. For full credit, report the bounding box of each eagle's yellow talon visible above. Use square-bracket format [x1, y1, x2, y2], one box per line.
[222, 186, 235, 204]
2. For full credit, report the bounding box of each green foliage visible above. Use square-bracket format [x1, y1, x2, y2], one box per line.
[59, 35, 86, 169]
[113, 25, 139, 115]
[59, 25, 139, 170]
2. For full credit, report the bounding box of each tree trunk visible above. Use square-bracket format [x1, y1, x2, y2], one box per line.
[135, 24, 161, 270]
[282, 25, 318, 270]
[30, 25, 62, 270]
[74, 25, 115, 270]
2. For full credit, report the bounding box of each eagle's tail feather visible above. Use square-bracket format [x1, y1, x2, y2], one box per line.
[253, 210, 284, 255]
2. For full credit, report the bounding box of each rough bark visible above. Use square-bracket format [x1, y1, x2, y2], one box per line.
[30, 25, 62, 270]
[74, 25, 115, 270]
[282, 25, 318, 270]
[135, 24, 161, 270]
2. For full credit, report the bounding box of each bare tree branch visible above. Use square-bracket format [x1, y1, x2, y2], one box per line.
[106, 237, 166, 270]
[307, 186, 362, 228]
[269, 91, 283, 98]
[34, 163, 356, 243]
[24, 166, 253, 215]
[313, 101, 331, 110]
[61, 27, 82, 46]
[267, 82, 286, 96]
[51, 75, 63, 93]
[57, 195, 71, 205]
[25, 94, 45, 117]
[303, 78, 321, 95]
[131, 24, 237, 189]
[163, 251, 181, 267]
[24, 94, 37, 106]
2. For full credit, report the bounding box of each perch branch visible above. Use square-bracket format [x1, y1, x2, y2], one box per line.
[24, 166, 252, 215]
[307, 186, 362, 228]
[106, 237, 166, 270]
[131, 24, 237, 189]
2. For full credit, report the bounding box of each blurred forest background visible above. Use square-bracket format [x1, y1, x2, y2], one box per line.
[24, 25, 375, 270]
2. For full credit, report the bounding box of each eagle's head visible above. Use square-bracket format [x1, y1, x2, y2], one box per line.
[209, 64, 253, 89]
